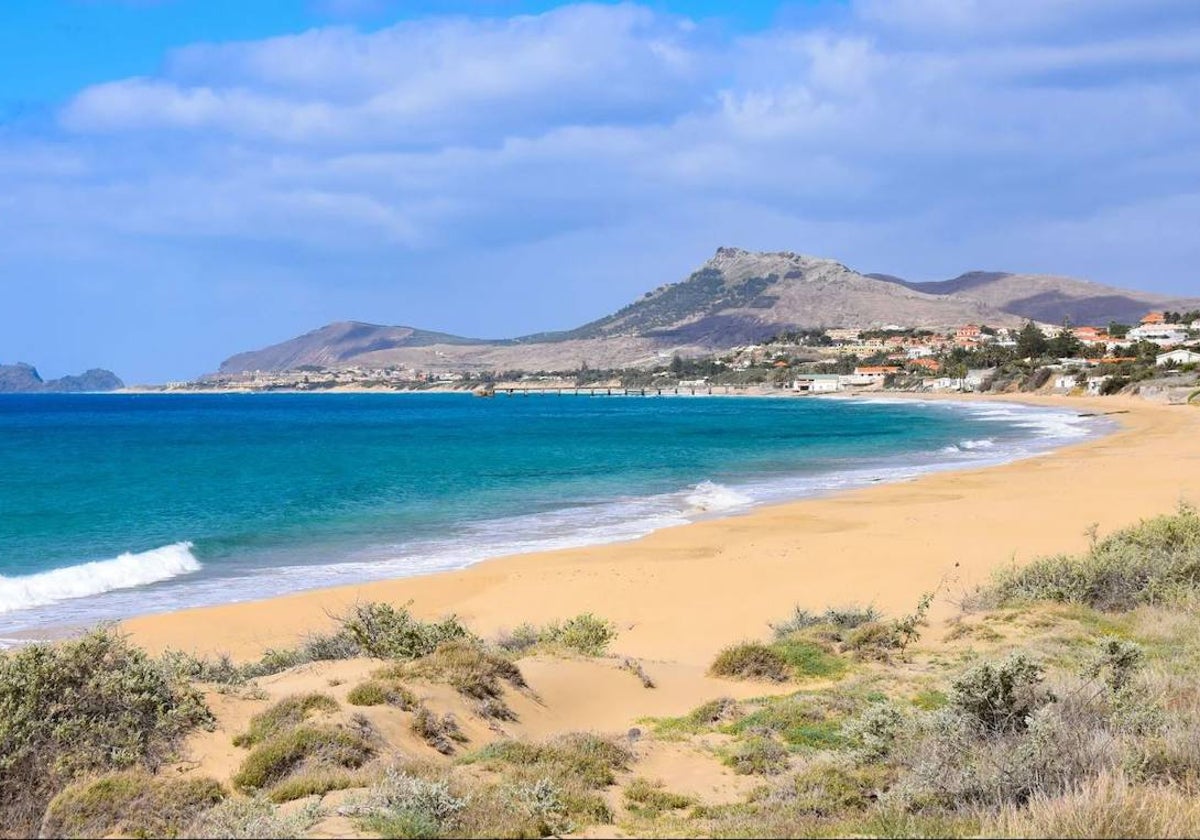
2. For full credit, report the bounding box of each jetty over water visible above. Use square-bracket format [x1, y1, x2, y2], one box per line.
[479, 385, 727, 397]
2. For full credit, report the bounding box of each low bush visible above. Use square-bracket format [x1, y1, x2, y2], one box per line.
[985, 504, 1200, 611]
[771, 605, 882, 639]
[725, 695, 847, 750]
[465, 733, 633, 789]
[188, 796, 323, 839]
[233, 725, 374, 792]
[232, 692, 340, 747]
[723, 735, 790, 775]
[267, 768, 361, 803]
[950, 653, 1054, 735]
[411, 706, 468, 755]
[0, 629, 213, 835]
[773, 636, 847, 678]
[842, 702, 906, 761]
[709, 642, 792, 682]
[341, 602, 471, 660]
[623, 777, 696, 816]
[342, 767, 467, 836]
[537, 613, 618, 656]
[495, 613, 618, 657]
[347, 679, 416, 710]
[401, 638, 526, 703]
[39, 771, 225, 839]
[787, 760, 892, 816]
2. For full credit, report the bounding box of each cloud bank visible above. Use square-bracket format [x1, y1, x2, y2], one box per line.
[2, 0, 1198, 380]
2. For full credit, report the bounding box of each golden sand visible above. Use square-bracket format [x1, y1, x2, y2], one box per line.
[123, 394, 1200, 673]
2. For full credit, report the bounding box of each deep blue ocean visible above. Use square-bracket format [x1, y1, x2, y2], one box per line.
[0, 393, 1101, 637]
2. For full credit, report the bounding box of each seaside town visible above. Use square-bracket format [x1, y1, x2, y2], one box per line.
[173, 309, 1200, 401]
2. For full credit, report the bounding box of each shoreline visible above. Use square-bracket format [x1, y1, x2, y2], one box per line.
[118, 392, 1200, 663]
[3, 393, 1101, 642]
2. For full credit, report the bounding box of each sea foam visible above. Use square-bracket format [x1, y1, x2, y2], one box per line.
[685, 480, 753, 513]
[0, 542, 200, 614]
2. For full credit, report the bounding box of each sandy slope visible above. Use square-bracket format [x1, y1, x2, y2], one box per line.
[124, 395, 1200, 734]
[112, 392, 1200, 835]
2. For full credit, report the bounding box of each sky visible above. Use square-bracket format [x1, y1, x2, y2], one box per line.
[1, 0, 1198, 382]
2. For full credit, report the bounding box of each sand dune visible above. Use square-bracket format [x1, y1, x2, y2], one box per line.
[124, 394, 1200, 734]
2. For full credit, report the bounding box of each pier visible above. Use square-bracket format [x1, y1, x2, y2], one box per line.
[484, 385, 722, 397]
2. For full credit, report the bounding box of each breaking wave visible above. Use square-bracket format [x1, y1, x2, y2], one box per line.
[0, 542, 200, 614]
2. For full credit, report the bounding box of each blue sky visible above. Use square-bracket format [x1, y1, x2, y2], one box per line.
[1, 0, 1199, 381]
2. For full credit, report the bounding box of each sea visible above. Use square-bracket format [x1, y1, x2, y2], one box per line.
[0, 392, 1108, 640]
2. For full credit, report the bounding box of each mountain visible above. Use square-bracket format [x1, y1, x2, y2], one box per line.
[0, 363, 124, 393]
[219, 322, 492, 373]
[870, 270, 1200, 326]
[219, 248, 1018, 374]
[217, 247, 1199, 374]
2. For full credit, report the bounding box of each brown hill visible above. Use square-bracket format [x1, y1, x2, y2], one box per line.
[218, 248, 1197, 374]
[218, 248, 1017, 374]
[872, 270, 1200, 325]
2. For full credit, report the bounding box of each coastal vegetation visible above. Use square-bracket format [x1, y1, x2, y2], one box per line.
[0, 629, 213, 836]
[5, 506, 1200, 837]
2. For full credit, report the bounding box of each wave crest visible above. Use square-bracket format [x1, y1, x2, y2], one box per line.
[0, 542, 201, 614]
[685, 480, 753, 513]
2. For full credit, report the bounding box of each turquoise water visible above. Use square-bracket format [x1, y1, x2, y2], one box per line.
[0, 393, 1100, 636]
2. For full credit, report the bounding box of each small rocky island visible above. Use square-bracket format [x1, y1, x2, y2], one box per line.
[0, 362, 124, 393]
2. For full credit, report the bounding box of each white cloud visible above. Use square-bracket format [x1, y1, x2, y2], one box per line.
[63, 5, 707, 145]
[4, 1, 1200, 379]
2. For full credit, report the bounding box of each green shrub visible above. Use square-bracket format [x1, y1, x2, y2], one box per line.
[340, 602, 471, 660]
[232, 692, 339, 747]
[346, 680, 388, 706]
[267, 768, 360, 803]
[950, 653, 1054, 735]
[187, 796, 323, 839]
[343, 767, 468, 838]
[623, 777, 696, 816]
[465, 733, 633, 789]
[0, 629, 213, 835]
[505, 776, 574, 836]
[159, 649, 245, 686]
[402, 638, 525, 701]
[348, 678, 418, 710]
[986, 504, 1200, 611]
[773, 636, 847, 678]
[723, 735, 790, 775]
[709, 642, 792, 682]
[233, 725, 374, 792]
[538, 613, 618, 656]
[788, 761, 891, 816]
[40, 771, 225, 839]
[842, 702, 906, 760]
[771, 605, 881, 639]
[725, 696, 847, 749]
[494, 613, 618, 657]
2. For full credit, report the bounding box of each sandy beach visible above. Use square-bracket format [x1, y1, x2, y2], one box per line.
[123, 394, 1200, 671]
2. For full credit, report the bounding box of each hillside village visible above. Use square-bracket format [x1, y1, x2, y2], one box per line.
[172, 309, 1200, 402]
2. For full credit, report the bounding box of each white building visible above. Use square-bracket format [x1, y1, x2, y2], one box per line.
[1128, 325, 1189, 346]
[906, 346, 936, 359]
[1086, 376, 1112, 395]
[1054, 373, 1084, 390]
[929, 377, 965, 391]
[792, 374, 842, 393]
[1156, 349, 1200, 366]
